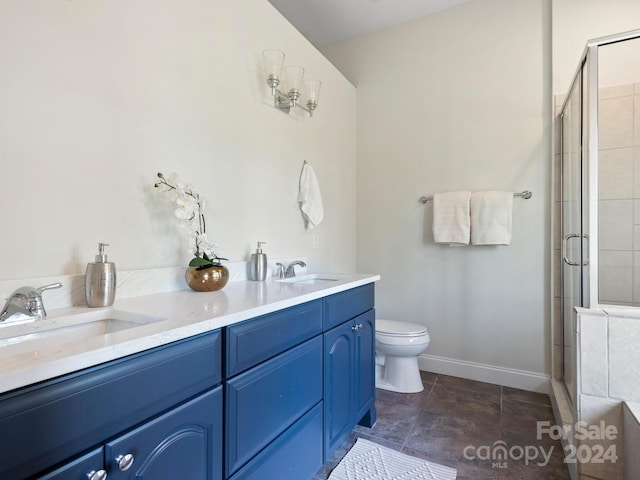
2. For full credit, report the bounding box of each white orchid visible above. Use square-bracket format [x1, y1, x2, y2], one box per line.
[174, 196, 198, 221]
[154, 172, 226, 267]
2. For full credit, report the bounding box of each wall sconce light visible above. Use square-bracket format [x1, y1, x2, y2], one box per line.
[262, 49, 321, 117]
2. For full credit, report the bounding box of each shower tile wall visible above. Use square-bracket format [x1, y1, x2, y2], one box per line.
[575, 308, 640, 480]
[598, 82, 640, 305]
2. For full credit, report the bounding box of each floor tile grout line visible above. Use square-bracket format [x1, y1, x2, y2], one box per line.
[400, 378, 435, 452]
[504, 397, 553, 408]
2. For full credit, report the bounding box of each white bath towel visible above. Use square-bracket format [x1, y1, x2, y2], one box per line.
[432, 191, 471, 246]
[470, 191, 513, 245]
[299, 162, 324, 230]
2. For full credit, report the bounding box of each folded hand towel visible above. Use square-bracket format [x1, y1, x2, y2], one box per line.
[432, 191, 471, 246]
[470, 191, 513, 245]
[299, 162, 324, 230]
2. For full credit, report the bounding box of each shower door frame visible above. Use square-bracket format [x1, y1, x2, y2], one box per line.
[579, 28, 640, 309]
[556, 28, 640, 406]
[558, 57, 590, 407]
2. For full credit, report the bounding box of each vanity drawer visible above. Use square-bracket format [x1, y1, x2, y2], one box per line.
[0, 330, 221, 480]
[324, 283, 374, 330]
[226, 299, 322, 377]
[229, 402, 323, 480]
[225, 335, 322, 476]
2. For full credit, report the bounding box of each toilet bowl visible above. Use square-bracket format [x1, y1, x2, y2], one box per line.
[375, 319, 430, 393]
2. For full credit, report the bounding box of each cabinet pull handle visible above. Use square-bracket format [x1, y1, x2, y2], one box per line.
[87, 470, 107, 480]
[115, 453, 135, 471]
[351, 325, 358, 332]
[358, 323, 363, 331]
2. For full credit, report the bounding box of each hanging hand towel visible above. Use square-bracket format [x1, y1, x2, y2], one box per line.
[299, 162, 324, 230]
[432, 191, 471, 246]
[470, 191, 513, 245]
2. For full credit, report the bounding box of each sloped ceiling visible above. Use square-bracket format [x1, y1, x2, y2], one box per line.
[267, 0, 474, 48]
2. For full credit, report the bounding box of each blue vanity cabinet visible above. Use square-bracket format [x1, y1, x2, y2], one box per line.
[324, 283, 374, 331]
[38, 387, 222, 480]
[323, 284, 376, 461]
[37, 448, 105, 480]
[0, 281, 377, 480]
[105, 386, 222, 480]
[0, 330, 223, 480]
[323, 319, 356, 458]
[354, 309, 376, 426]
[225, 299, 323, 377]
[224, 301, 324, 479]
[228, 402, 323, 480]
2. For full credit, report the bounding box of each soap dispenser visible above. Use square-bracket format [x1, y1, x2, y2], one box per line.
[85, 242, 116, 307]
[249, 241, 267, 281]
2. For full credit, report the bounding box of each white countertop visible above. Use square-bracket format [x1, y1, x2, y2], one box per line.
[0, 274, 379, 394]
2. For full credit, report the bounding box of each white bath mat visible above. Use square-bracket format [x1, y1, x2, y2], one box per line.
[328, 438, 457, 480]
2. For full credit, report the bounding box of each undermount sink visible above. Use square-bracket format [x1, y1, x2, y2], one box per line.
[0, 309, 165, 358]
[277, 274, 349, 285]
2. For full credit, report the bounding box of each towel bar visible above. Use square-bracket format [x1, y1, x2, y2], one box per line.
[419, 190, 532, 204]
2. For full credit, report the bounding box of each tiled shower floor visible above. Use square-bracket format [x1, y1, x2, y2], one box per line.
[314, 372, 571, 480]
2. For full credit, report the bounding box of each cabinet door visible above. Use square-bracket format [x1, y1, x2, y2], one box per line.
[105, 386, 222, 480]
[323, 321, 355, 461]
[0, 330, 221, 480]
[225, 336, 322, 477]
[36, 448, 104, 480]
[229, 403, 323, 480]
[354, 310, 376, 427]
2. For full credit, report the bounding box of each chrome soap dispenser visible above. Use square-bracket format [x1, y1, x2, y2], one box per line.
[249, 241, 267, 281]
[85, 242, 116, 307]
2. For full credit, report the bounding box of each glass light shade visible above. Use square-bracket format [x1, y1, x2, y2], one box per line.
[283, 65, 305, 93]
[262, 49, 285, 82]
[303, 79, 322, 105]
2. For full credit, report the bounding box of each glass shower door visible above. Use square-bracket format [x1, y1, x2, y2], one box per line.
[560, 68, 589, 407]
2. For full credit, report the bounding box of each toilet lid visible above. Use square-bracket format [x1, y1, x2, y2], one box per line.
[376, 319, 428, 336]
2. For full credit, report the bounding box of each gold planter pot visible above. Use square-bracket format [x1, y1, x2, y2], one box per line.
[185, 264, 229, 292]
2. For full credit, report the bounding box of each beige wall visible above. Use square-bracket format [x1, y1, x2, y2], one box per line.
[324, 0, 553, 386]
[0, 0, 357, 280]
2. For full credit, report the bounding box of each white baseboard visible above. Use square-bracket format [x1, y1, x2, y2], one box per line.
[418, 354, 551, 394]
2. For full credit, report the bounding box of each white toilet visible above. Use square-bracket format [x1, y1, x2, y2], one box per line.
[375, 319, 430, 393]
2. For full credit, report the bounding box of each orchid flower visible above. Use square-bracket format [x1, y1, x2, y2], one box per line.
[154, 172, 226, 268]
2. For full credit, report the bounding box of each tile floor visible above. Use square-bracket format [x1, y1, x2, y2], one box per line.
[314, 372, 571, 480]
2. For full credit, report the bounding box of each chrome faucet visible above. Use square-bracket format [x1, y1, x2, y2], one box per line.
[284, 261, 306, 278]
[275, 263, 286, 279]
[0, 283, 62, 323]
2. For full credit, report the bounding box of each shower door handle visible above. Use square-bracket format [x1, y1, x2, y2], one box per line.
[562, 233, 589, 266]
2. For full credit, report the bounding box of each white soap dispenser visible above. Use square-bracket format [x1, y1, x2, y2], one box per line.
[85, 242, 116, 307]
[249, 241, 267, 281]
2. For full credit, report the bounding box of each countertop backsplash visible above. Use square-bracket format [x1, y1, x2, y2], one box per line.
[0, 257, 308, 311]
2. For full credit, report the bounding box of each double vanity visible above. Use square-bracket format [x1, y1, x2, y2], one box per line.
[0, 273, 379, 480]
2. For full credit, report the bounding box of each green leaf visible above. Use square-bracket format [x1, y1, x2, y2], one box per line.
[189, 257, 213, 268]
